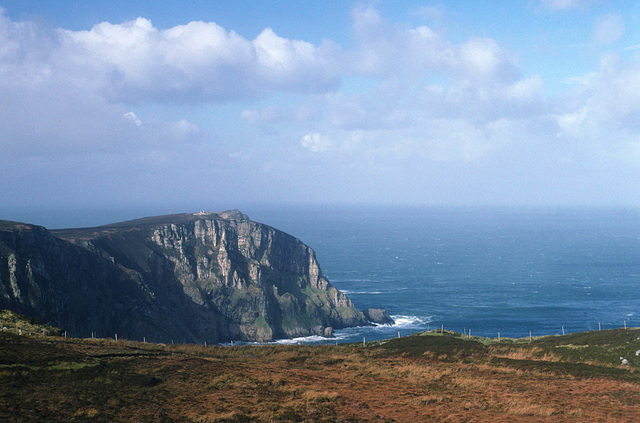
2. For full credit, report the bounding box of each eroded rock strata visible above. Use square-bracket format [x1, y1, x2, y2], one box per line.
[0, 211, 373, 343]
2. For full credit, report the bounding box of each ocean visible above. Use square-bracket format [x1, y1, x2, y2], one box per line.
[246, 206, 640, 344]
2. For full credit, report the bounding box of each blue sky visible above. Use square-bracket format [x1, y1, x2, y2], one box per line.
[2, 0, 640, 224]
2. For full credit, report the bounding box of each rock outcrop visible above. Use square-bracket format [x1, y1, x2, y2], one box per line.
[363, 308, 395, 325]
[0, 211, 373, 343]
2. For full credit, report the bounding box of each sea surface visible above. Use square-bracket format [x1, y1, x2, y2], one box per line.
[245, 206, 640, 344]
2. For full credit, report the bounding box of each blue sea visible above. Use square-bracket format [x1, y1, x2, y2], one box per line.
[246, 206, 640, 344]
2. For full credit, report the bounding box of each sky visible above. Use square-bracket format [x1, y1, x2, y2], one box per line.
[3, 0, 640, 225]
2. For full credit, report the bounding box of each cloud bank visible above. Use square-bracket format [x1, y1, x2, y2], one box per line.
[2, 4, 640, 210]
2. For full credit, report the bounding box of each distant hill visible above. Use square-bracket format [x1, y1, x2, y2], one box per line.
[0, 210, 381, 343]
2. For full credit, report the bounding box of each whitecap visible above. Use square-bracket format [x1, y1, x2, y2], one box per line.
[391, 315, 431, 327]
[273, 335, 331, 345]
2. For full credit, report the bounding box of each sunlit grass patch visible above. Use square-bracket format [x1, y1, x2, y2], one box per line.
[384, 363, 452, 385]
[300, 389, 340, 403]
[506, 399, 555, 417]
[73, 407, 99, 418]
[491, 346, 560, 362]
[412, 393, 450, 405]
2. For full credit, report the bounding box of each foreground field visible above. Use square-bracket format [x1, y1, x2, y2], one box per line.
[1, 315, 640, 421]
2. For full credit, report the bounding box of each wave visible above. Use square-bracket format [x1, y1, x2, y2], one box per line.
[273, 335, 332, 345]
[391, 315, 431, 327]
[341, 290, 382, 295]
[237, 315, 434, 346]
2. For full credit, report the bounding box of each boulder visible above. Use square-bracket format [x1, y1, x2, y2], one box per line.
[363, 308, 395, 325]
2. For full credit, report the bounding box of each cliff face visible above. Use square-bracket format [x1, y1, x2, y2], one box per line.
[0, 222, 169, 341]
[0, 211, 369, 343]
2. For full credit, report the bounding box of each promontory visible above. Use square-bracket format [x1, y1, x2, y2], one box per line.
[0, 210, 391, 343]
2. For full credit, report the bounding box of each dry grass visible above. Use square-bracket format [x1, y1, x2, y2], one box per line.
[492, 346, 561, 362]
[2, 330, 640, 422]
[506, 400, 556, 417]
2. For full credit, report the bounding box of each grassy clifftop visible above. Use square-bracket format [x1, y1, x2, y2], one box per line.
[1, 313, 640, 422]
[0, 309, 63, 337]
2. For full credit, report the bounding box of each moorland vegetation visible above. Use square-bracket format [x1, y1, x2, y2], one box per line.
[1, 310, 640, 421]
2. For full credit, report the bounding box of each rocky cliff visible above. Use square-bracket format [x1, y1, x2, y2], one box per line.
[0, 211, 372, 343]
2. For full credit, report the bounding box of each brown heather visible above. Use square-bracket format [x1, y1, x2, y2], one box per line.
[2, 328, 640, 422]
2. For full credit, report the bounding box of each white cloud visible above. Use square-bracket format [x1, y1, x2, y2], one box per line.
[556, 106, 591, 137]
[5, 5, 640, 208]
[0, 8, 343, 166]
[507, 75, 544, 100]
[173, 119, 199, 137]
[326, 86, 409, 131]
[1, 12, 342, 104]
[593, 14, 624, 44]
[349, 7, 519, 83]
[539, 0, 595, 10]
[564, 72, 597, 86]
[252, 28, 341, 92]
[233, 9, 549, 167]
[241, 106, 283, 125]
[0, 6, 544, 165]
[124, 111, 142, 127]
[411, 6, 444, 21]
[0, 10, 56, 86]
[556, 53, 640, 151]
[301, 133, 333, 152]
[459, 38, 513, 80]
